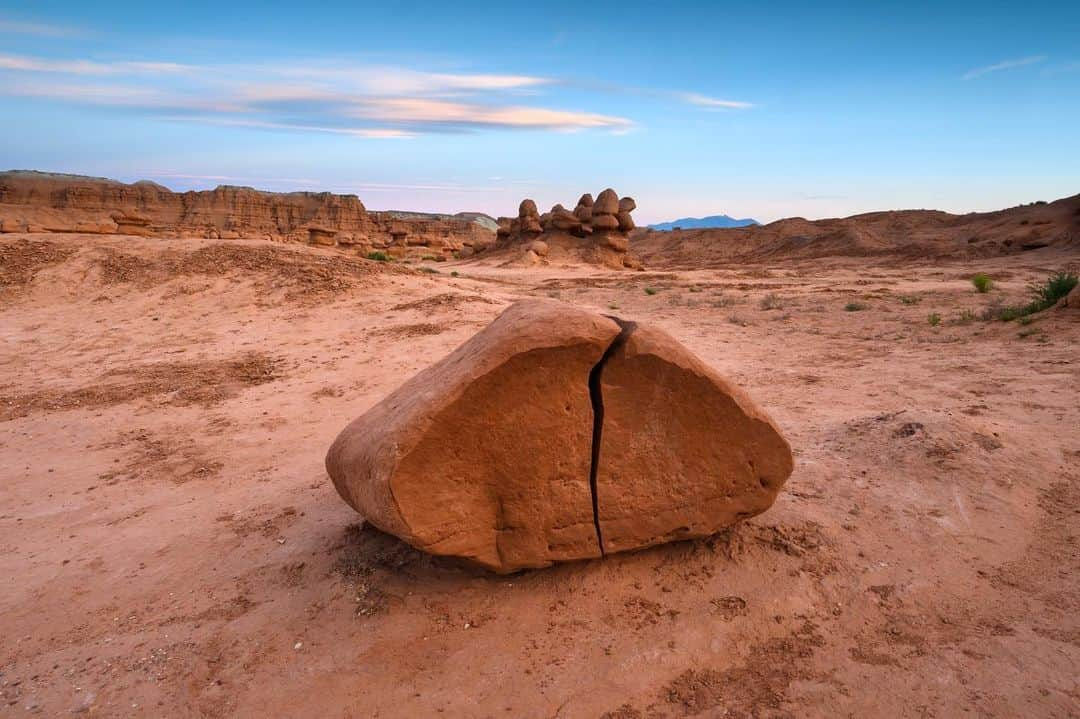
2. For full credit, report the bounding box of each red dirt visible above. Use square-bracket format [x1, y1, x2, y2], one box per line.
[1, 232, 1078, 717]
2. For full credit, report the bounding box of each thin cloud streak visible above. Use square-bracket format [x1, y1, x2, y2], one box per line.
[0, 54, 194, 75]
[167, 116, 416, 138]
[0, 17, 85, 38]
[962, 55, 1046, 80]
[679, 92, 755, 109]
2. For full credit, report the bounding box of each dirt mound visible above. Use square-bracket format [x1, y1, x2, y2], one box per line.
[93, 241, 405, 300]
[1, 352, 279, 421]
[326, 299, 792, 572]
[633, 193, 1080, 267]
[0, 236, 413, 304]
[0, 238, 76, 292]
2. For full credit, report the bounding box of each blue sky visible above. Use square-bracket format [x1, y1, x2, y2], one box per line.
[0, 1, 1077, 223]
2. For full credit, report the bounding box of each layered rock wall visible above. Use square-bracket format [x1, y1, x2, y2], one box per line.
[0, 171, 495, 260]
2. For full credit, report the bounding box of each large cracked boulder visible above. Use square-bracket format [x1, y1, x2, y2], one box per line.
[327, 299, 793, 572]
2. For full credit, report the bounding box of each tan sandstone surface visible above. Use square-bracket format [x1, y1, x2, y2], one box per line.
[1, 227, 1078, 718]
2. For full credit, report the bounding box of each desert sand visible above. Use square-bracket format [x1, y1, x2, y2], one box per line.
[1, 212, 1078, 717]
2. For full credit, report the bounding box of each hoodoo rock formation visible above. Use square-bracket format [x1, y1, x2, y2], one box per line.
[0, 171, 495, 261]
[326, 299, 793, 573]
[492, 188, 644, 269]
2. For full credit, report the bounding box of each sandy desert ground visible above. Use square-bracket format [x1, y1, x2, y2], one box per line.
[1, 233, 1078, 718]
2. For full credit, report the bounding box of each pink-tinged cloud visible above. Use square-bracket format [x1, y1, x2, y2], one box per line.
[679, 92, 755, 109]
[349, 97, 633, 130]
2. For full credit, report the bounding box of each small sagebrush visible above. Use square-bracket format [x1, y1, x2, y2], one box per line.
[844, 302, 866, 312]
[971, 274, 993, 293]
[759, 293, 783, 310]
[644, 287, 658, 296]
[366, 251, 392, 262]
[928, 313, 942, 326]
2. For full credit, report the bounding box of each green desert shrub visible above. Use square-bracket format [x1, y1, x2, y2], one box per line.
[993, 271, 1078, 321]
[971, 273, 993, 293]
[366, 251, 392, 262]
[1030, 271, 1078, 308]
[927, 313, 942, 326]
[644, 287, 658, 296]
[844, 302, 866, 312]
[899, 295, 921, 305]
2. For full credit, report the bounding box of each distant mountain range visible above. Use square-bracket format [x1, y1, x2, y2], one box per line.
[647, 214, 760, 231]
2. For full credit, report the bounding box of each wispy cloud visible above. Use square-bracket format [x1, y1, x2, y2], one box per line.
[563, 79, 755, 110]
[0, 17, 85, 38]
[0, 54, 194, 75]
[169, 116, 416, 138]
[0, 52, 632, 136]
[0, 50, 742, 136]
[962, 55, 1046, 80]
[678, 92, 755, 109]
[346, 97, 630, 131]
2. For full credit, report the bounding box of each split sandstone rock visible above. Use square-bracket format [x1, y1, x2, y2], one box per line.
[326, 299, 793, 572]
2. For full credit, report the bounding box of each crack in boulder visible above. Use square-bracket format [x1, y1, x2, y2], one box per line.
[587, 318, 637, 556]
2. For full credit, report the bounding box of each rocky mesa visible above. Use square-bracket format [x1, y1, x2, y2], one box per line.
[0, 170, 495, 261]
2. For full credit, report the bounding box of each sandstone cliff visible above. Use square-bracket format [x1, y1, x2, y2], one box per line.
[0, 171, 495, 260]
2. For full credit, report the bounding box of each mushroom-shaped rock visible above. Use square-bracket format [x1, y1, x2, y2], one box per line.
[618, 197, 637, 213]
[551, 210, 582, 232]
[593, 189, 620, 216]
[519, 199, 539, 218]
[327, 300, 621, 572]
[326, 300, 793, 573]
[522, 216, 543, 234]
[616, 211, 635, 232]
[577, 193, 594, 208]
[594, 321, 794, 553]
[591, 213, 620, 231]
[573, 203, 593, 223]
